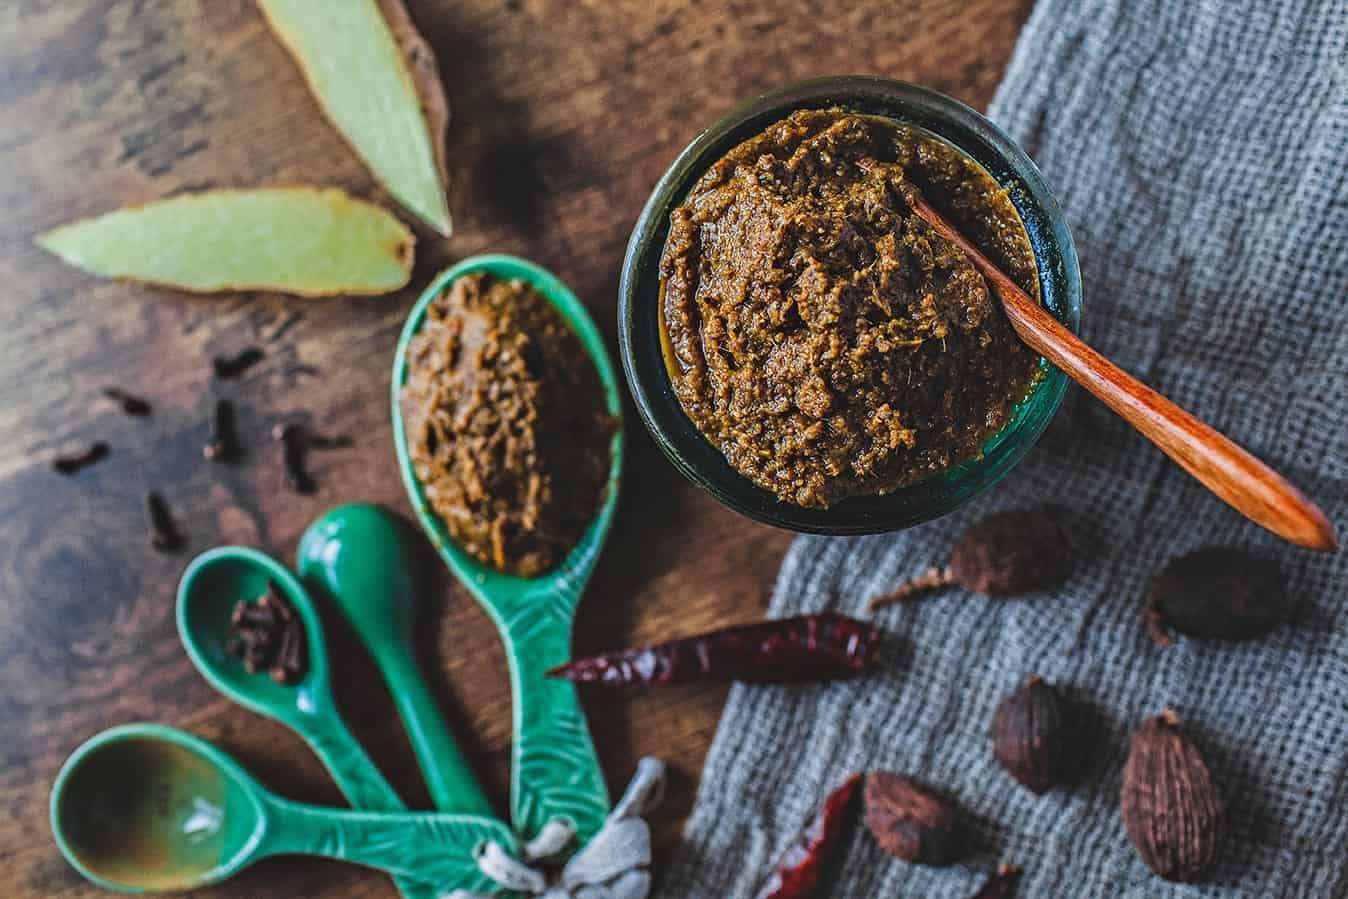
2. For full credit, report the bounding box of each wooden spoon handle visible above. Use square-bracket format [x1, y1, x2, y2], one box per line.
[911, 196, 1337, 551]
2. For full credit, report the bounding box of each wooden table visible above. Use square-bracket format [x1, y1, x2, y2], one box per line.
[0, 1, 1031, 894]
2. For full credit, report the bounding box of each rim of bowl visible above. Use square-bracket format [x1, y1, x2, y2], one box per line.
[618, 75, 1082, 535]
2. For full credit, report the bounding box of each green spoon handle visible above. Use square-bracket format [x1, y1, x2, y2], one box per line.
[262, 795, 513, 894]
[497, 584, 609, 844]
[298, 715, 446, 899]
[301, 712, 408, 813]
[379, 644, 495, 818]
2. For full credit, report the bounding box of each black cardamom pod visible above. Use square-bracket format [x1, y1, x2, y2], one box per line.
[869, 507, 1070, 610]
[991, 675, 1069, 794]
[1120, 710, 1222, 882]
[1147, 547, 1288, 646]
[863, 772, 964, 866]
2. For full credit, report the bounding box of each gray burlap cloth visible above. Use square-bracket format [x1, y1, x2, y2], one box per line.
[656, 1, 1348, 896]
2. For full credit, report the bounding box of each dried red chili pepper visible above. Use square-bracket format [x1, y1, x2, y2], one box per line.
[547, 613, 880, 685]
[755, 773, 863, 899]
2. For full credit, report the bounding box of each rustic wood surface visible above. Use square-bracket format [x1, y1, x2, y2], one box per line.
[0, 1, 1031, 895]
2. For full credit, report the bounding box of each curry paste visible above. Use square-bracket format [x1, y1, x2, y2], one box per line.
[402, 272, 611, 576]
[660, 108, 1041, 508]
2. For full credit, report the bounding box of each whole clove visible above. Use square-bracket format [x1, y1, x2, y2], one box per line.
[754, 774, 863, 899]
[863, 772, 965, 866]
[212, 347, 265, 379]
[547, 614, 881, 686]
[226, 580, 308, 684]
[267, 310, 304, 342]
[1147, 547, 1289, 646]
[203, 398, 241, 461]
[272, 423, 316, 494]
[1121, 710, 1222, 883]
[103, 387, 152, 417]
[270, 616, 306, 685]
[284, 363, 321, 379]
[991, 675, 1071, 794]
[145, 491, 184, 552]
[868, 507, 1070, 611]
[52, 442, 110, 475]
[226, 599, 281, 669]
[307, 431, 353, 450]
[970, 865, 1021, 899]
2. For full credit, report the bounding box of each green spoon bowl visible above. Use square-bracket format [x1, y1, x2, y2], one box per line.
[392, 254, 624, 844]
[51, 724, 517, 895]
[177, 548, 333, 726]
[51, 723, 268, 893]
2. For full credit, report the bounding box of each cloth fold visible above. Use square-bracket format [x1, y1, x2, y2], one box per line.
[658, 0, 1348, 896]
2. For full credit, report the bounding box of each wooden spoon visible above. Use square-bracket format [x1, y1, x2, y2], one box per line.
[910, 196, 1336, 551]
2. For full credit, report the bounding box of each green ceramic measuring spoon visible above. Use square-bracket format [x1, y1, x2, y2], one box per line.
[392, 255, 622, 846]
[295, 503, 495, 818]
[176, 546, 500, 899]
[50, 724, 517, 894]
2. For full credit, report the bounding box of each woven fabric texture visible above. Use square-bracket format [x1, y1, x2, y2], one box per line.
[657, 0, 1348, 896]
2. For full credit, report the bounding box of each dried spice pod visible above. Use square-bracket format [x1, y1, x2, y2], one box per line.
[226, 581, 308, 684]
[754, 774, 863, 899]
[869, 507, 1069, 611]
[213, 348, 265, 380]
[307, 431, 354, 450]
[863, 772, 964, 866]
[1147, 547, 1289, 646]
[991, 675, 1070, 794]
[103, 387, 151, 417]
[203, 399, 241, 462]
[548, 614, 880, 686]
[273, 423, 317, 494]
[970, 864, 1021, 899]
[1121, 710, 1222, 882]
[145, 492, 185, 553]
[52, 442, 110, 475]
[270, 617, 307, 685]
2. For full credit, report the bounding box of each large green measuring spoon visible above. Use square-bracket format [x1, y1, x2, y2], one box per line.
[50, 724, 517, 894]
[176, 546, 500, 899]
[392, 255, 622, 846]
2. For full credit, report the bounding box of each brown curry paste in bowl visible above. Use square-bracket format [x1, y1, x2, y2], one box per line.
[619, 77, 1081, 534]
[658, 108, 1042, 509]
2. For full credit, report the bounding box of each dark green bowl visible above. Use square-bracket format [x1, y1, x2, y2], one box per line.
[617, 75, 1082, 535]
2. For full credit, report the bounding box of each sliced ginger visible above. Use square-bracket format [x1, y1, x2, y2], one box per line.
[38, 188, 414, 297]
[256, 0, 452, 236]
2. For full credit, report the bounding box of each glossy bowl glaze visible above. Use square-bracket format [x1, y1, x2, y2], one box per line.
[618, 76, 1082, 534]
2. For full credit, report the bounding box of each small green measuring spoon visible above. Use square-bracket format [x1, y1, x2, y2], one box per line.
[296, 503, 494, 818]
[392, 255, 622, 845]
[176, 547, 503, 899]
[50, 724, 517, 894]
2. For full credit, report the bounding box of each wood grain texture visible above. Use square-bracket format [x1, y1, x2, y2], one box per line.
[0, 1, 1032, 895]
[912, 196, 1338, 552]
